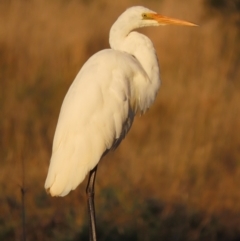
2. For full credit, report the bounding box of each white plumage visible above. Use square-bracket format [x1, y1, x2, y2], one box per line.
[45, 6, 196, 196]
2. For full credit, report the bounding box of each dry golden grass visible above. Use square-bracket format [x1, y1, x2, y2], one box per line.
[0, 0, 240, 240]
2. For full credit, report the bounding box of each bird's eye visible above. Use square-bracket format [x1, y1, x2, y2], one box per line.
[142, 13, 148, 19]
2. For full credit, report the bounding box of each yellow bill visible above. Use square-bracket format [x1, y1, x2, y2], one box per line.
[144, 13, 197, 26]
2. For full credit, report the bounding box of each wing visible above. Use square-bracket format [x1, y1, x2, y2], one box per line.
[45, 49, 148, 196]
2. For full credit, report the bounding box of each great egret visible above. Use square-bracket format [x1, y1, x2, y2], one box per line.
[45, 6, 196, 240]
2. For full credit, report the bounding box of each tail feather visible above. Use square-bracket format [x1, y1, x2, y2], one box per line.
[45, 131, 106, 196]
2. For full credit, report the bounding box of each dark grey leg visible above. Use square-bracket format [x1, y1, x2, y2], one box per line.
[86, 165, 98, 241]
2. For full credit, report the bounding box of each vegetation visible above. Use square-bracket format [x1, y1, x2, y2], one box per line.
[0, 0, 240, 240]
[205, 0, 240, 14]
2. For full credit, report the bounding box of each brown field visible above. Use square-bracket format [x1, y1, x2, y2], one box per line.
[0, 0, 240, 240]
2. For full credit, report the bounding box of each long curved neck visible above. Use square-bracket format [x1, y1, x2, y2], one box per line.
[109, 24, 161, 108]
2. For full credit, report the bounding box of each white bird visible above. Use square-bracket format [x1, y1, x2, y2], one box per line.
[44, 6, 195, 240]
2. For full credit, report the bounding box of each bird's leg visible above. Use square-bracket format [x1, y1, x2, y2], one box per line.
[86, 165, 98, 241]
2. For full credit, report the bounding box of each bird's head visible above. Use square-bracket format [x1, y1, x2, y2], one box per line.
[109, 6, 197, 50]
[118, 6, 197, 29]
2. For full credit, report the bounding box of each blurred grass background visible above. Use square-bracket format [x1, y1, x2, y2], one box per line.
[0, 0, 240, 240]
